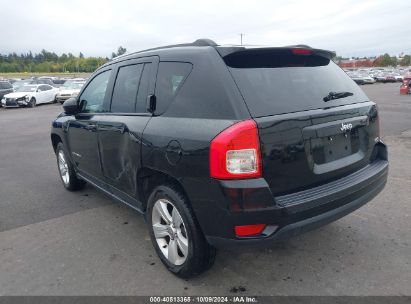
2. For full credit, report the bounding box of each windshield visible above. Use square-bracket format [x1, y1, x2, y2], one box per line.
[13, 80, 29, 88]
[17, 85, 37, 92]
[226, 50, 368, 117]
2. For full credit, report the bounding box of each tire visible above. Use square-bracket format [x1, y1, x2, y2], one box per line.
[147, 185, 216, 278]
[28, 97, 36, 108]
[56, 142, 86, 191]
[52, 95, 57, 104]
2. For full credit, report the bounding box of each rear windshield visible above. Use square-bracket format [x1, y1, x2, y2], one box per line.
[225, 49, 368, 117]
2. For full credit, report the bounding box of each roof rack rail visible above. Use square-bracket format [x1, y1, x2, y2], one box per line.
[191, 39, 218, 47]
[110, 39, 218, 61]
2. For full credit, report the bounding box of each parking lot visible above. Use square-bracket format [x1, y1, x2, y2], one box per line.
[0, 82, 410, 296]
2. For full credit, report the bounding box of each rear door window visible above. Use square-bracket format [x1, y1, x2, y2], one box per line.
[155, 62, 192, 114]
[226, 49, 369, 117]
[135, 63, 152, 113]
[111, 64, 144, 113]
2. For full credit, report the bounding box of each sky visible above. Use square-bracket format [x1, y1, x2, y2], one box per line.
[2, 0, 410, 58]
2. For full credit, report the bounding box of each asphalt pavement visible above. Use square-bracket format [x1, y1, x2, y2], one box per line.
[0, 82, 410, 295]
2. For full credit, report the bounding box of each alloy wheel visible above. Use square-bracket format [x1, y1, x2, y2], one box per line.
[58, 150, 70, 185]
[152, 199, 189, 265]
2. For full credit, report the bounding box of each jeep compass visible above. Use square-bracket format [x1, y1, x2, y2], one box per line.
[51, 39, 388, 278]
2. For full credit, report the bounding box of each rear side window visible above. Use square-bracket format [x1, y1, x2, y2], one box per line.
[155, 62, 192, 114]
[111, 64, 143, 113]
[226, 49, 369, 117]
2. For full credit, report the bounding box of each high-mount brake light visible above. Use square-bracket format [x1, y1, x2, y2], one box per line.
[292, 48, 312, 55]
[210, 120, 262, 180]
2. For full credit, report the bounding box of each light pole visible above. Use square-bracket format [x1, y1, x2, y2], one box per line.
[239, 33, 245, 45]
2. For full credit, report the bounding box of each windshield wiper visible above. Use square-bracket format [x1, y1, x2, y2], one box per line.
[323, 91, 353, 102]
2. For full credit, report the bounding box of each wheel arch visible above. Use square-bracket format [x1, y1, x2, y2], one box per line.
[137, 167, 190, 212]
[51, 133, 62, 152]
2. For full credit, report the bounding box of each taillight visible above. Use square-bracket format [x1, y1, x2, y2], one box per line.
[235, 224, 267, 237]
[292, 48, 312, 55]
[210, 119, 261, 179]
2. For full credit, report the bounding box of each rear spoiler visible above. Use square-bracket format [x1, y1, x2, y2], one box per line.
[215, 45, 336, 60]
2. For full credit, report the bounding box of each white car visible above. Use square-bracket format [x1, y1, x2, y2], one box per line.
[348, 73, 376, 85]
[1, 84, 58, 108]
[56, 81, 85, 104]
[358, 74, 376, 84]
[392, 73, 404, 82]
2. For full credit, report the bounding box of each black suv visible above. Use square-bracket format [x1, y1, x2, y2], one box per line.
[51, 39, 388, 278]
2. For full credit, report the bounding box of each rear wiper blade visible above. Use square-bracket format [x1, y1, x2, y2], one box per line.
[323, 91, 353, 102]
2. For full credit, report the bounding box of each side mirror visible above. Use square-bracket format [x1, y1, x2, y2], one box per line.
[63, 97, 79, 115]
[36, 89, 41, 92]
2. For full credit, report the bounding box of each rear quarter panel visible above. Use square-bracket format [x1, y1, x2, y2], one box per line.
[141, 117, 237, 232]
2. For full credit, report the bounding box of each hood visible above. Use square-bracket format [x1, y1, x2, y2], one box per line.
[58, 89, 80, 94]
[3, 92, 31, 99]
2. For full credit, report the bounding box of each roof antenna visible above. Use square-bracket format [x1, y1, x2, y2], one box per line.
[239, 33, 245, 45]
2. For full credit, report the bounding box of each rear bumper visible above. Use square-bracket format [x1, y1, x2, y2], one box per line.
[203, 157, 388, 248]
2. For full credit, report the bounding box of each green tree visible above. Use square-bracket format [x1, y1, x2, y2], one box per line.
[111, 46, 127, 58]
[379, 53, 394, 66]
[0, 49, 108, 73]
[117, 46, 127, 56]
[400, 55, 411, 66]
